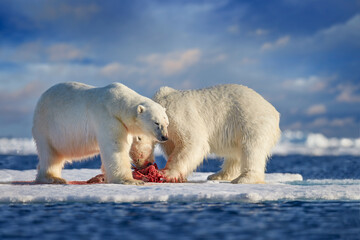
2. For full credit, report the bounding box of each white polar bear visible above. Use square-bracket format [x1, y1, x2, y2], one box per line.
[130, 84, 281, 184]
[32, 82, 169, 184]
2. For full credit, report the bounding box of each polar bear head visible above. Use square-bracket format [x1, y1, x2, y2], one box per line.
[130, 135, 155, 168]
[135, 102, 169, 142]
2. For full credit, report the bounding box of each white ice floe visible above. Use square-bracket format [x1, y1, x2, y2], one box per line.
[0, 169, 359, 203]
[1, 130, 360, 156]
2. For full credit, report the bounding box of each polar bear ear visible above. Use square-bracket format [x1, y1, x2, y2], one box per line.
[137, 105, 145, 114]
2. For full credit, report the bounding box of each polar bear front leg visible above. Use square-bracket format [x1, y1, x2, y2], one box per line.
[97, 126, 144, 185]
[163, 142, 208, 182]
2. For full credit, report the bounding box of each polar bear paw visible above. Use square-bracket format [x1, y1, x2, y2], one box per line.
[207, 172, 234, 181]
[161, 169, 186, 183]
[36, 174, 67, 184]
[120, 178, 145, 185]
[231, 171, 265, 184]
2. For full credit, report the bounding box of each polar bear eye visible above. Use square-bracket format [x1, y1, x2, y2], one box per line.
[154, 122, 159, 126]
[137, 136, 142, 141]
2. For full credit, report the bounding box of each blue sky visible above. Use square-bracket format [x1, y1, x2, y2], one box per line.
[0, 0, 359, 138]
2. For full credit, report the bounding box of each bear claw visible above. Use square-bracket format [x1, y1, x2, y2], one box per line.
[36, 176, 67, 184]
[122, 179, 145, 185]
[231, 173, 265, 184]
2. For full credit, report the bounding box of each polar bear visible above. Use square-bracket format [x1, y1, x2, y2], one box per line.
[32, 82, 169, 184]
[130, 84, 281, 184]
[130, 135, 156, 168]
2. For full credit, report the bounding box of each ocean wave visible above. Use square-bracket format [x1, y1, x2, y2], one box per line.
[272, 130, 360, 156]
[1, 130, 360, 156]
[0, 138, 37, 155]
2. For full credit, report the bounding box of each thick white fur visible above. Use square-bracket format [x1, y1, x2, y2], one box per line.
[131, 84, 281, 184]
[130, 136, 155, 168]
[32, 82, 168, 184]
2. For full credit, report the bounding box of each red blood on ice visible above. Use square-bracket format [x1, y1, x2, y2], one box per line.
[11, 180, 102, 185]
[85, 163, 180, 183]
[11, 176, 105, 185]
[68, 180, 98, 185]
[78, 163, 166, 184]
[12, 163, 167, 185]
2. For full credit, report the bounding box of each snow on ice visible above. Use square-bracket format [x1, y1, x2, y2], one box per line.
[0, 169, 359, 203]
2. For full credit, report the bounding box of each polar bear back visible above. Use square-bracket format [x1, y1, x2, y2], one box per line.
[154, 84, 280, 154]
[32, 82, 164, 159]
[32, 82, 99, 158]
[154, 84, 279, 125]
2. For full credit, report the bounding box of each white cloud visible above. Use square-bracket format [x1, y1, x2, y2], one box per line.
[101, 62, 124, 76]
[138, 48, 201, 76]
[255, 14, 360, 59]
[37, 3, 99, 21]
[336, 84, 360, 103]
[2, 42, 85, 63]
[213, 54, 227, 62]
[254, 28, 268, 36]
[261, 35, 290, 51]
[282, 75, 330, 92]
[240, 57, 258, 64]
[205, 53, 228, 64]
[313, 14, 360, 47]
[178, 79, 194, 89]
[306, 104, 326, 116]
[276, 36, 290, 45]
[47, 44, 84, 61]
[100, 49, 202, 79]
[262, 14, 360, 56]
[0, 80, 44, 103]
[100, 62, 142, 77]
[227, 25, 240, 34]
[9, 41, 43, 62]
[23, 63, 102, 87]
[310, 117, 356, 128]
[295, 14, 360, 52]
[0, 80, 46, 126]
[260, 42, 272, 51]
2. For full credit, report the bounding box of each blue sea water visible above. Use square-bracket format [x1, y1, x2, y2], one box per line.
[1, 201, 359, 240]
[0, 154, 360, 240]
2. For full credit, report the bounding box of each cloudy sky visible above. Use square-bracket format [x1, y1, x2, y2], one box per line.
[0, 0, 359, 138]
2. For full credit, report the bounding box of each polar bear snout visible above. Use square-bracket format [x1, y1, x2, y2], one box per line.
[154, 123, 168, 142]
[156, 132, 168, 142]
[160, 135, 168, 142]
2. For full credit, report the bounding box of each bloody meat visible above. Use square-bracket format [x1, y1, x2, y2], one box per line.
[85, 163, 166, 183]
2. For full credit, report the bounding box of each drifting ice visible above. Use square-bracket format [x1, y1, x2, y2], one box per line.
[0, 169, 359, 203]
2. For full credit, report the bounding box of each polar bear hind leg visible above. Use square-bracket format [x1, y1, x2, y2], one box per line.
[207, 157, 242, 181]
[35, 138, 67, 184]
[230, 145, 268, 184]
